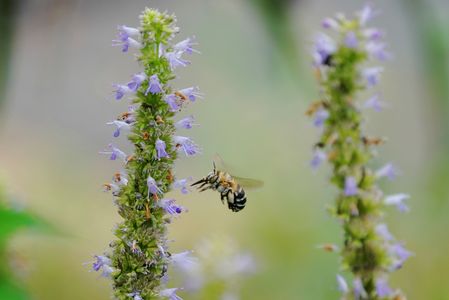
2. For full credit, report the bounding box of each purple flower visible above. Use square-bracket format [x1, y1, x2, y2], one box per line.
[117, 25, 140, 37]
[145, 74, 163, 95]
[366, 41, 391, 61]
[174, 37, 200, 55]
[159, 288, 183, 300]
[313, 108, 329, 127]
[173, 136, 201, 156]
[158, 198, 185, 216]
[375, 277, 392, 297]
[112, 29, 141, 53]
[345, 31, 358, 48]
[376, 163, 399, 180]
[103, 183, 120, 194]
[171, 251, 198, 271]
[310, 149, 326, 169]
[165, 94, 181, 112]
[165, 51, 190, 69]
[147, 175, 163, 196]
[390, 243, 413, 270]
[127, 291, 143, 300]
[384, 193, 410, 212]
[336, 274, 349, 293]
[92, 255, 113, 277]
[175, 116, 197, 129]
[358, 4, 377, 26]
[100, 144, 127, 162]
[178, 86, 203, 102]
[173, 178, 192, 194]
[313, 33, 336, 66]
[362, 67, 383, 87]
[353, 277, 368, 299]
[113, 172, 129, 186]
[107, 120, 131, 137]
[364, 94, 385, 112]
[376, 224, 395, 241]
[128, 72, 147, 92]
[363, 28, 383, 41]
[344, 176, 358, 196]
[322, 17, 340, 30]
[113, 84, 133, 100]
[156, 139, 169, 159]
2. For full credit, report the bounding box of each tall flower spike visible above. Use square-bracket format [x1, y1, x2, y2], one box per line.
[308, 4, 409, 299]
[95, 7, 202, 299]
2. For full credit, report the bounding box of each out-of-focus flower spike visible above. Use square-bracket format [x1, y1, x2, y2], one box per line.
[384, 193, 410, 212]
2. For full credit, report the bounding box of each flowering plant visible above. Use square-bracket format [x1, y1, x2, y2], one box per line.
[309, 4, 411, 299]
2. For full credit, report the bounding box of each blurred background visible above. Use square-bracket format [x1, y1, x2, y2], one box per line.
[0, 0, 448, 299]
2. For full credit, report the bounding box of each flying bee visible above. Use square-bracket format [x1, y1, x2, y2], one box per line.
[191, 156, 263, 212]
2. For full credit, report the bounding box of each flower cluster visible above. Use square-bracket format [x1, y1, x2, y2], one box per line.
[309, 4, 410, 299]
[95, 8, 202, 299]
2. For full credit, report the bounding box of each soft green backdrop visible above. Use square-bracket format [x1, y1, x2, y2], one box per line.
[0, 0, 448, 299]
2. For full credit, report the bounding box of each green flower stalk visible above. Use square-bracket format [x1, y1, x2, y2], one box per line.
[309, 5, 410, 300]
[95, 8, 202, 300]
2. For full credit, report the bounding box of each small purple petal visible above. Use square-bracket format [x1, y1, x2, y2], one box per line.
[147, 175, 163, 196]
[171, 251, 198, 271]
[158, 198, 185, 216]
[173, 178, 192, 194]
[165, 51, 190, 69]
[344, 176, 358, 196]
[159, 288, 183, 300]
[174, 36, 200, 55]
[358, 4, 378, 26]
[175, 116, 197, 129]
[165, 94, 181, 112]
[384, 193, 410, 213]
[322, 18, 340, 30]
[313, 108, 329, 127]
[178, 86, 203, 102]
[345, 31, 358, 48]
[145, 74, 163, 95]
[336, 274, 349, 293]
[107, 120, 131, 137]
[128, 72, 147, 92]
[375, 277, 392, 297]
[364, 94, 385, 112]
[100, 144, 127, 162]
[173, 136, 201, 156]
[354, 277, 368, 299]
[376, 163, 399, 180]
[362, 67, 383, 87]
[313, 33, 336, 66]
[113, 84, 133, 100]
[310, 149, 327, 169]
[376, 224, 395, 241]
[156, 139, 169, 159]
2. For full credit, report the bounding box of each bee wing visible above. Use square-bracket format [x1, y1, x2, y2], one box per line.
[213, 153, 230, 172]
[233, 176, 264, 190]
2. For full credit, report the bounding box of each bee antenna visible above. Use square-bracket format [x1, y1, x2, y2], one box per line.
[213, 161, 216, 172]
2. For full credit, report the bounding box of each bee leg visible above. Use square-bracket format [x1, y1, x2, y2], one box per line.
[191, 178, 206, 187]
[198, 185, 212, 192]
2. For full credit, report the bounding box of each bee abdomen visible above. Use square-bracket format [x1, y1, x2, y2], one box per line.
[227, 188, 246, 212]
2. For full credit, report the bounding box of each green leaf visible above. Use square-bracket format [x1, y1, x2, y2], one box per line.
[0, 277, 28, 300]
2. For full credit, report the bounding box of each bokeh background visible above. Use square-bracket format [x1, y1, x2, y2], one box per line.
[0, 0, 448, 299]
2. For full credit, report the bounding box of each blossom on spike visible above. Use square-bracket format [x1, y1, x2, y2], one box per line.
[145, 74, 163, 95]
[390, 243, 413, 270]
[118, 25, 140, 37]
[155, 139, 169, 159]
[345, 31, 358, 48]
[147, 175, 163, 196]
[113, 172, 128, 186]
[178, 86, 203, 102]
[171, 251, 198, 271]
[159, 288, 183, 300]
[128, 72, 147, 92]
[362, 67, 383, 87]
[376, 224, 395, 241]
[165, 51, 190, 69]
[100, 144, 127, 162]
[107, 120, 131, 137]
[165, 94, 181, 112]
[92, 255, 114, 277]
[366, 41, 390, 61]
[175, 116, 197, 129]
[310, 149, 327, 169]
[376, 163, 399, 181]
[358, 4, 376, 26]
[336, 275, 349, 293]
[375, 277, 393, 297]
[313, 33, 336, 66]
[174, 37, 200, 55]
[113, 84, 133, 100]
[384, 193, 410, 212]
[127, 292, 143, 300]
[322, 18, 340, 30]
[158, 198, 185, 216]
[313, 108, 329, 127]
[173, 178, 191, 194]
[344, 176, 358, 196]
[354, 277, 368, 299]
[112, 30, 141, 52]
[173, 136, 200, 156]
[364, 94, 385, 112]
